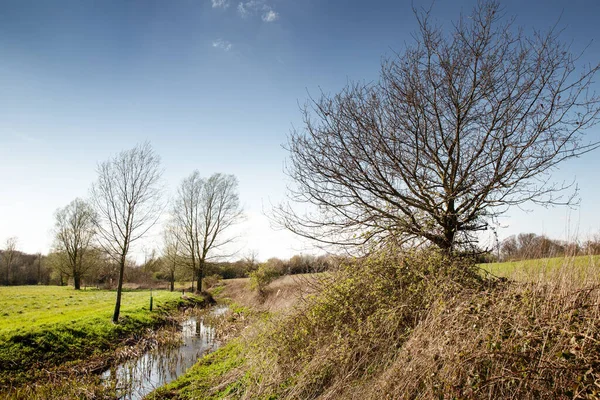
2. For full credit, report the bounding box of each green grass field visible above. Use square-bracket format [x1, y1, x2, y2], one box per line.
[481, 254, 600, 281]
[0, 286, 181, 335]
[0, 286, 203, 386]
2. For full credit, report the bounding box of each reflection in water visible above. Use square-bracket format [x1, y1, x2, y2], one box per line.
[101, 305, 228, 400]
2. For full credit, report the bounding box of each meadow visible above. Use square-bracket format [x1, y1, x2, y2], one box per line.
[481, 254, 600, 283]
[0, 286, 182, 335]
[0, 286, 205, 389]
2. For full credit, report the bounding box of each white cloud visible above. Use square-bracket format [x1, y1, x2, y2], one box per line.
[237, 1, 279, 22]
[211, 0, 229, 9]
[262, 9, 278, 22]
[212, 39, 233, 51]
[237, 0, 258, 18]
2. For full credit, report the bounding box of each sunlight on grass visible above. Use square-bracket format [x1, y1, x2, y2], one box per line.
[481, 255, 600, 284]
[0, 286, 182, 335]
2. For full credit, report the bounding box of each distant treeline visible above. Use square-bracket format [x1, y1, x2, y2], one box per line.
[498, 233, 600, 262]
[0, 246, 339, 289]
[3, 233, 599, 286]
[0, 250, 46, 286]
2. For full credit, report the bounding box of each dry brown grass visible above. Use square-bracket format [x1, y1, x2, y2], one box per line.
[218, 274, 320, 313]
[153, 252, 600, 400]
[225, 251, 600, 399]
[351, 280, 600, 398]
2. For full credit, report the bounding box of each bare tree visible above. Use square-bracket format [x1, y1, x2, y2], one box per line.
[2, 237, 18, 285]
[278, 1, 599, 253]
[172, 172, 242, 292]
[162, 225, 183, 292]
[91, 142, 163, 323]
[243, 249, 259, 272]
[500, 235, 518, 261]
[52, 198, 97, 289]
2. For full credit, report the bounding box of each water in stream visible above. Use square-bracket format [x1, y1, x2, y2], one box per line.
[101, 305, 228, 400]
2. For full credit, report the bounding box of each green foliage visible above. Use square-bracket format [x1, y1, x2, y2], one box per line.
[209, 284, 225, 297]
[249, 264, 281, 295]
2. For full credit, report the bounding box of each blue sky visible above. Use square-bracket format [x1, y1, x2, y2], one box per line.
[0, 0, 598, 259]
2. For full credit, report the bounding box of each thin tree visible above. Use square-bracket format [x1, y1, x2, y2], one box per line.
[53, 198, 97, 289]
[91, 142, 163, 323]
[36, 252, 42, 285]
[2, 237, 18, 285]
[278, 1, 600, 253]
[162, 225, 182, 292]
[172, 172, 242, 292]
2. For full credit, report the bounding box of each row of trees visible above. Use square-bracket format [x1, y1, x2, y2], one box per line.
[500, 233, 600, 262]
[0, 239, 336, 290]
[0, 237, 116, 287]
[211, 253, 338, 280]
[0, 237, 46, 286]
[7, 229, 600, 288]
[46, 142, 242, 322]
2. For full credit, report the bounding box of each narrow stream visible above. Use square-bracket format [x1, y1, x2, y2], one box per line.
[101, 305, 228, 400]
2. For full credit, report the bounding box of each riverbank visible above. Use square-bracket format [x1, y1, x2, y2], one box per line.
[149, 251, 600, 399]
[215, 274, 319, 312]
[0, 286, 212, 398]
[148, 274, 316, 399]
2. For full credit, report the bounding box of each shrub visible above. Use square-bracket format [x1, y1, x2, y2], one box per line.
[249, 264, 281, 296]
[239, 249, 600, 399]
[202, 274, 222, 290]
[158, 249, 600, 399]
[239, 248, 487, 399]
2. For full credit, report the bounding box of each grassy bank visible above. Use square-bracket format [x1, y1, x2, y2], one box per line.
[152, 250, 600, 399]
[148, 338, 246, 400]
[216, 274, 319, 313]
[0, 286, 208, 388]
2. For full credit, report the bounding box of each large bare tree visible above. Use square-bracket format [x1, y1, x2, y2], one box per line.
[172, 172, 242, 292]
[2, 237, 18, 285]
[278, 1, 600, 253]
[91, 142, 163, 323]
[53, 198, 97, 289]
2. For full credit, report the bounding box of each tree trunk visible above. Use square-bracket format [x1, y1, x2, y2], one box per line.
[37, 254, 41, 285]
[73, 272, 81, 290]
[170, 271, 174, 292]
[442, 229, 455, 254]
[112, 255, 126, 323]
[196, 260, 204, 293]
